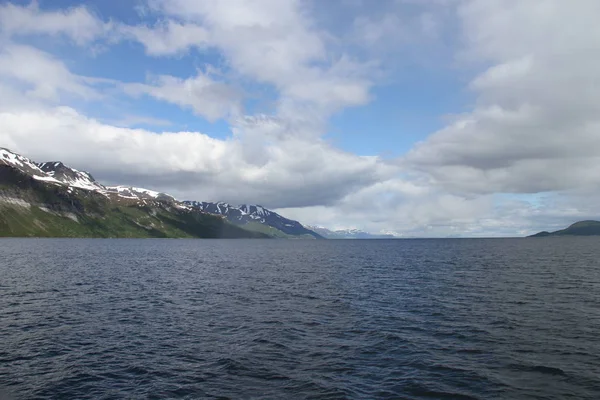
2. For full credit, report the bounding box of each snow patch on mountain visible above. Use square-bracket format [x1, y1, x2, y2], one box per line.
[1, 148, 61, 182]
[184, 201, 323, 238]
[106, 186, 161, 199]
[99, 186, 176, 204]
[32, 175, 63, 185]
[37, 161, 105, 192]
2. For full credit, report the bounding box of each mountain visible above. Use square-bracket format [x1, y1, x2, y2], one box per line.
[36, 160, 179, 205]
[184, 201, 323, 239]
[529, 220, 600, 237]
[104, 186, 177, 203]
[308, 226, 396, 239]
[0, 147, 317, 239]
[37, 161, 106, 192]
[1, 148, 64, 183]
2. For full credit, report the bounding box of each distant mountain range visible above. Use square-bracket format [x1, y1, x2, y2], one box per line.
[308, 226, 397, 239]
[529, 220, 600, 237]
[184, 202, 322, 239]
[0, 147, 323, 239]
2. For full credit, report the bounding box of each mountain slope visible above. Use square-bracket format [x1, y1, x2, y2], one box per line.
[184, 201, 323, 239]
[105, 186, 176, 202]
[37, 161, 105, 192]
[0, 147, 322, 239]
[0, 149, 268, 238]
[529, 220, 600, 237]
[1, 148, 64, 185]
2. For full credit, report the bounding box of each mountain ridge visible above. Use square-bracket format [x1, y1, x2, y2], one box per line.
[0, 147, 321, 239]
[185, 201, 323, 239]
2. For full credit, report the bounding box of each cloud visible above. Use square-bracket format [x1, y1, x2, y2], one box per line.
[349, 0, 455, 57]
[123, 71, 242, 122]
[111, 115, 174, 128]
[1, 0, 376, 121]
[0, 44, 101, 102]
[406, 0, 600, 195]
[133, 0, 374, 117]
[276, 177, 497, 236]
[0, 106, 394, 209]
[353, 12, 438, 48]
[0, 1, 111, 45]
[119, 21, 210, 56]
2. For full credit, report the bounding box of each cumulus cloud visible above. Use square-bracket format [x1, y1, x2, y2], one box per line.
[136, 0, 374, 117]
[353, 10, 439, 48]
[276, 177, 497, 237]
[119, 21, 210, 56]
[0, 107, 394, 209]
[0, 1, 376, 121]
[123, 71, 242, 122]
[0, 1, 111, 44]
[0, 44, 101, 102]
[407, 0, 600, 196]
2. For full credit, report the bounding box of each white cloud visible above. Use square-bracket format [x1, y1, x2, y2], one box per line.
[123, 71, 242, 122]
[149, 0, 326, 78]
[350, 0, 453, 56]
[135, 0, 373, 117]
[407, 0, 600, 196]
[111, 115, 173, 128]
[458, 0, 600, 62]
[354, 13, 405, 46]
[0, 107, 394, 209]
[470, 56, 534, 91]
[0, 1, 111, 45]
[119, 21, 209, 56]
[0, 44, 100, 102]
[277, 177, 496, 236]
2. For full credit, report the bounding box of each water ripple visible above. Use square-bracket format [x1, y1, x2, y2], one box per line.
[1, 238, 600, 399]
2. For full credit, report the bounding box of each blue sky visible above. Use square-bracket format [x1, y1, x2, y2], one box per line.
[1, 0, 599, 236]
[8, 0, 471, 150]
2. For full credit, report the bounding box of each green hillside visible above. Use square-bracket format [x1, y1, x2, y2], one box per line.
[0, 166, 268, 239]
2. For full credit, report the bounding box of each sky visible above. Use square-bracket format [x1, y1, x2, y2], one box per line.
[1, 0, 600, 237]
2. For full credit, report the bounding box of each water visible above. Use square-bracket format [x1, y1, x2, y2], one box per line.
[1, 238, 599, 399]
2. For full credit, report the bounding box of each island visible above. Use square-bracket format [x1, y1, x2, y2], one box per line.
[529, 220, 600, 237]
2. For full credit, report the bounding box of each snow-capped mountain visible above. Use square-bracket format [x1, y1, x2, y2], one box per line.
[105, 186, 177, 203]
[185, 201, 245, 218]
[37, 161, 106, 192]
[184, 201, 323, 238]
[0, 149, 179, 205]
[1, 148, 63, 185]
[0, 147, 321, 238]
[308, 226, 397, 239]
[0, 147, 269, 239]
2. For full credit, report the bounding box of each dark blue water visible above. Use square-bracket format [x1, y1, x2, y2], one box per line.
[1, 238, 599, 399]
